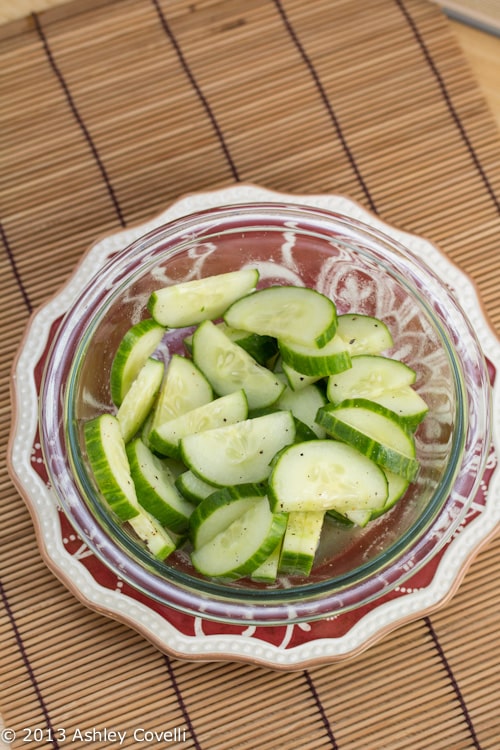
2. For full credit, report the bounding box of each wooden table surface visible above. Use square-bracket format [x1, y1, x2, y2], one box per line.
[0, 2, 499, 130]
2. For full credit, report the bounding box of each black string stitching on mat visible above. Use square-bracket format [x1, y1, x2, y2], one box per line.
[151, 0, 241, 183]
[303, 671, 339, 750]
[32, 13, 127, 229]
[0, 582, 61, 749]
[163, 655, 202, 749]
[0, 221, 33, 314]
[424, 617, 483, 750]
[395, 0, 500, 216]
[271, 0, 378, 216]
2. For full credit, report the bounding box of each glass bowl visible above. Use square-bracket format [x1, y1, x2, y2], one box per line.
[39, 203, 491, 625]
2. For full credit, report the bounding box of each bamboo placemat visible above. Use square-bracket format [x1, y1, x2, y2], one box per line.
[1, 0, 500, 748]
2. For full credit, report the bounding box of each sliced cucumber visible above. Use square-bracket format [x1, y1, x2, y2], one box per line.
[192, 319, 284, 410]
[279, 333, 351, 377]
[224, 285, 337, 348]
[116, 357, 164, 444]
[280, 359, 323, 391]
[327, 355, 415, 401]
[180, 410, 296, 486]
[189, 484, 267, 550]
[110, 318, 165, 406]
[185, 322, 278, 366]
[279, 511, 325, 576]
[268, 439, 388, 513]
[175, 470, 217, 504]
[370, 470, 409, 520]
[337, 314, 393, 355]
[275, 377, 327, 438]
[127, 509, 178, 560]
[152, 353, 213, 422]
[367, 387, 429, 430]
[190, 497, 288, 579]
[146, 354, 213, 447]
[316, 399, 420, 481]
[251, 541, 283, 583]
[343, 509, 373, 528]
[326, 355, 427, 429]
[148, 268, 259, 328]
[126, 438, 194, 532]
[84, 414, 140, 521]
[149, 389, 248, 459]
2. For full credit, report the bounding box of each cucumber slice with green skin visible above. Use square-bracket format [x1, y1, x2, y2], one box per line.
[327, 355, 416, 402]
[149, 389, 248, 459]
[190, 497, 288, 579]
[84, 414, 140, 521]
[251, 541, 283, 583]
[224, 285, 338, 349]
[280, 360, 323, 391]
[185, 322, 278, 366]
[366, 387, 429, 431]
[268, 439, 388, 513]
[279, 334, 351, 377]
[127, 509, 178, 560]
[316, 399, 420, 481]
[148, 268, 259, 328]
[192, 319, 284, 410]
[343, 509, 373, 528]
[275, 376, 327, 438]
[337, 314, 393, 355]
[326, 355, 428, 429]
[279, 511, 325, 576]
[180, 410, 296, 487]
[189, 484, 267, 549]
[326, 508, 354, 526]
[145, 354, 213, 448]
[116, 357, 164, 444]
[175, 470, 218, 504]
[110, 319, 166, 406]
[370, 470, 409, 520]
[153, 354, 213, 423]
[126, 438, 194, 532]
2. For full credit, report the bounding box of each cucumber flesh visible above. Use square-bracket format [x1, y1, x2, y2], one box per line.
[316, 399, 420, 481]
[327, 355, 416, 402]
[191, 497, 288, 579]
[180, 410, 296, 486]
[280, 359, 323, 391]
[279, 511, 325, 576]
[251, 541, 283, 582]
[128, 509, 178, 560]
[148, 268, 259, 328]
[175, 470, 217, 504]
[337, 314, 393, 355]
[269, 439, 388, 513]
[116, 357, 164, 444]
[224, 285, 337, 348]
[279, 334, 351, 377]
[192, 319, 284, 409]
[149, 389, 248, 459]
[110, 319, 165, 406]
[367, 387, 429, 430]
[126, 438, 194, 532]
[149, 354, 213, 427]
[84, 414, 140, 521]
[275, 377, 327, 438]
[327, 355, 427, 429]
[189, 484, 267, 550]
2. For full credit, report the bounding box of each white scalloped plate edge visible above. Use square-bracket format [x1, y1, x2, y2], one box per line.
[8, 185, 500, 669]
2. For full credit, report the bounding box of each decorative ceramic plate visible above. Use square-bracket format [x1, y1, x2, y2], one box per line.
[8, 186, 500, 669]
